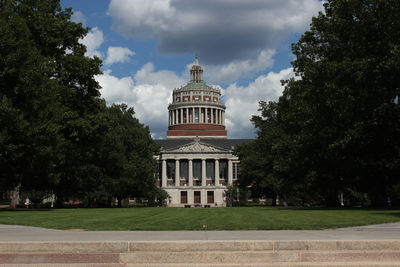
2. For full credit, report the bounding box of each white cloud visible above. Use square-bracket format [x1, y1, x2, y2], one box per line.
[107, 0, 323, 81]
[96, 63, 184, 138]
[79, 27, 104, 58]
[97, 62, 293, 138]
[104, 46, 136, 65]
[71, 10, 86, 26]
[224, 68, 294, 138]
[204, 49, 275, 84]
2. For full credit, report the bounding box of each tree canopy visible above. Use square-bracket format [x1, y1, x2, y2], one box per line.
[0, 0, 160, 207]
[237, 0, 400, 207]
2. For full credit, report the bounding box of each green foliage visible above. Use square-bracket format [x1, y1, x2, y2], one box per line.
[0, 0, 159, 207]
[239, 0, 400, 207]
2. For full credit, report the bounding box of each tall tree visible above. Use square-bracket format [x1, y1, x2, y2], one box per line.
[240, 0, 400, 206]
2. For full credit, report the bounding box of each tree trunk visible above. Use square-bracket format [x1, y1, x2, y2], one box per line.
[271, 193, 277, 206]
[117, 198, 122, 208]
[9, 185, 20, 209]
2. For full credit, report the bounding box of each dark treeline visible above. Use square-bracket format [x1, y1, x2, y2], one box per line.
[0, 0, 161, 208]
[237, 0, 400, 207]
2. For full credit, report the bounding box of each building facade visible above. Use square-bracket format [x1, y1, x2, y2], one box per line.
[155, 58, 249, 207]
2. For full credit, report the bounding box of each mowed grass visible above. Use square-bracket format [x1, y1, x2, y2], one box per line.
[0, 207, 399, 231]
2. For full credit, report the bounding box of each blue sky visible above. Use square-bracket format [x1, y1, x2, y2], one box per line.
[60, 0, 323, 139]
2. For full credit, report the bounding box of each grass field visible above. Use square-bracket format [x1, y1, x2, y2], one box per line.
[0, 207, 399, 231]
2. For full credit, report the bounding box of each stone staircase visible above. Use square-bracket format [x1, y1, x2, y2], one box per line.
[0, 240, 400, 266]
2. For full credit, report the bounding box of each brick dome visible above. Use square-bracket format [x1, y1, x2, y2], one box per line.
[167, 57, 227, 139]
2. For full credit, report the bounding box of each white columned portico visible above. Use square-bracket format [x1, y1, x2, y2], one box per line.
[162, 160, 167, 187]
[188, 159, 193, 187]
[175, 159, 180, 186]
[228, 159, 233, 186]
[201, 159, 206, 186]
[215, 159, 220, 186]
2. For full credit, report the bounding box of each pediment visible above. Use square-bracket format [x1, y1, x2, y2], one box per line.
[168, 141, 225, 153]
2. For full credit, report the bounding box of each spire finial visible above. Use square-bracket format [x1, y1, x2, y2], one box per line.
[194, 55, 199, 65]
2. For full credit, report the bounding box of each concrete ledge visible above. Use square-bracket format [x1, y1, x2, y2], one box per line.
[0, 242, 128, 253]
[120, 251, 301, 264]
[0, 264, 126, 267]
[0, 253, 120, 264]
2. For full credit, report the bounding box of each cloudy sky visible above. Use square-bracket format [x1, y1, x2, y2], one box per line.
[61, 0, 324, 139]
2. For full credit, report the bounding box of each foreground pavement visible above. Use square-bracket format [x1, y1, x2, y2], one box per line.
[0, 222, 399, 241]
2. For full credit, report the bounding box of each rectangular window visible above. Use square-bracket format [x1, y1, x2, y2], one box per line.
[195, 108, 199, 123]
[183, 96, 189, 102]
[207, 191, 214, 203]
[219, 160, 228, 180]
[180, 160, 188, 180]
[206, 160, 215, 180]
[233, 162, 241, 180]
[194, 95, 200, 101]
[194, 191, 201, 203]
[181, 191, 187, 204]
[154, 160, 162, 180]
[167, 160, 175, 179]
[176, 97, 180, 102]
[193, 160, 202, 179]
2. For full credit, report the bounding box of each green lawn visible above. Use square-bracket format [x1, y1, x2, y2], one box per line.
[0, 207, 399, 230]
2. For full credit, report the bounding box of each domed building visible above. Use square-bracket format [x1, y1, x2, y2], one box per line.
[155, 58, 250, 207]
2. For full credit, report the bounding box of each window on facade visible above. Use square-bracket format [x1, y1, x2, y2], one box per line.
[207, 191, 214, 203]
[204, 96, 210, 101]
[193, 160, 202, 179]
[180, 160, 188, 180]
[194, 95, 200, 101]
[167, 160, 175, 179]
[219, 160, 228, 180]
[181, 191, 187, 204]
[213, 97, 217, 102]
[176, 97, 180, 102]
[194, 191, 201, 203]
[154, 161, 162, 180]
[206, 160, 215, 179]
[195, 108, 199, 123]
[183, 96, 189, 102]
[233, 162, 241, 180]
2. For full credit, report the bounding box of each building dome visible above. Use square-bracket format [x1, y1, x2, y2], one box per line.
[167, 58, 227, 139]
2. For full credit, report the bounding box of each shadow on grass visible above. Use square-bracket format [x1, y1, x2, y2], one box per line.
[0, 208, 54, 212]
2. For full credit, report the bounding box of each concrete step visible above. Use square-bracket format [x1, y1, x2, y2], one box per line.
[0, 265, 126, 267]
[124, 264, 400, 267]
[0, 253, 120, 264]
[1, 241, 400, 265]
[119, 250, 400, 264]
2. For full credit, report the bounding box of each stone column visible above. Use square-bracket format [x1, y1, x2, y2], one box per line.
[192, 107, 195, 123]
[175, 159, 180, 186]
[188, 159, 193, 187]
[175, 109, 179, 124]
[202, 159, 206, 186]
[162, 160, 167, 187]
[222, 111, 225, 125]
[211, 108, 214, 124]
[215, 159, 220, 186]
[186, 107, 189, 123]
[200, 108, 204, 123]
[180, 109, 183, 124]
[228, 159, 233, 186]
